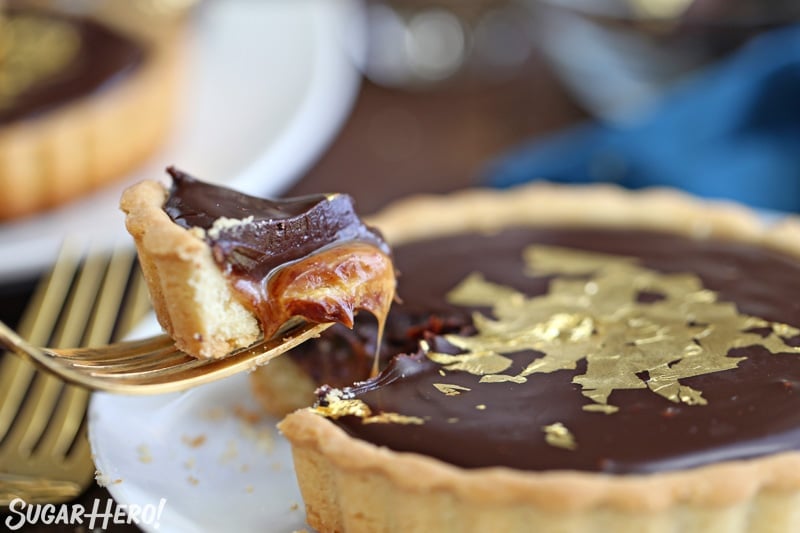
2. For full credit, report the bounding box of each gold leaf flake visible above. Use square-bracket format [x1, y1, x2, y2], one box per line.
[447, 272, 525, 307]
[440, 245, 800, 413]
[426, 350, 512, 375]
[362, 413, 424, 425]
[543, 422, 577, 450]
[315, 397, 424, 426]
[524, 246, 636, 276]
[433, 383, 472, 396]
[774, 323, 800, 337]
[0, 15, 81, 110]
[582, 404, 619, 414]
[314, 399, 371, 419]
[479, 374, 526, 384]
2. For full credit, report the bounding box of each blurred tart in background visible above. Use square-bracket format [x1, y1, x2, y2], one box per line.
[0, 1, 187, 220]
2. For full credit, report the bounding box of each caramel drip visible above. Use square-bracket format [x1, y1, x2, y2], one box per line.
[371, 317, 386, 378]
[232, 242, 396, 342]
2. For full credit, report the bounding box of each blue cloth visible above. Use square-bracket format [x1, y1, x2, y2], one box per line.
[485, 25, 800, 213]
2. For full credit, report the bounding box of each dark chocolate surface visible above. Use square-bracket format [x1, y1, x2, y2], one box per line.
[317, 228, 800, 474]
[165, 168, 390, 281]
[0, 9, 145, 124]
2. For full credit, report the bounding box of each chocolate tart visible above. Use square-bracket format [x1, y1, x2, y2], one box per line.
[278, 184, 800, 533]
[120, 170, 396, 359]
[0, 6, 181, 219]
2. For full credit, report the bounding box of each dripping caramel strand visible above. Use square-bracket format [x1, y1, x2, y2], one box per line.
[371, 314, 387, 379]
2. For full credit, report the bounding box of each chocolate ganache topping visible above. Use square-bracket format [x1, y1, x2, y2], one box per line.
[0, 9, 145, 124]
[164, 168, 394, 334]
[165, 168, 390, 280]
[310, 227, 800, 475]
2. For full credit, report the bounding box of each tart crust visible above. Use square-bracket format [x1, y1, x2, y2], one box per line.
[0, 14, 182, 220]
[121, 180, 262, 359]
[278, 183, 800, 533]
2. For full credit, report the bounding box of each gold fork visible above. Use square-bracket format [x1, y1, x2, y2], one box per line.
[0, 241, 151, 505]
[0, 297, 332, 395]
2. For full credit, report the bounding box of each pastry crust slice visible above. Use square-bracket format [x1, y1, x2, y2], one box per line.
[120, 173, 395, 359]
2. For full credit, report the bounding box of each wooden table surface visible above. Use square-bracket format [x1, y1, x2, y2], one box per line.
[1, 53, 585, 532]
[289, 62, 585, 214]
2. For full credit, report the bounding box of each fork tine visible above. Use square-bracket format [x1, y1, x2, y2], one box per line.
[114, 265, 151, 339]
[52, 249, 113, 347]
[67, 345, 191, 371]
[0, 276, 332, 393]
[0, 240, 82, 445]
[38, 386, 88, 458]
[0, 240, 150, 506]
[15, 241, 83, 343]
[9, 375, 65, 454]
[35, 244, 140, 462]
[78, 322, 331, 392]
[84, 245, 137, 346]
[56, 335, 174, 362]
[71, 325, 315, 380]
[5, 240, 115, 452]
[80, 351, 195, 375]
[3, 239, 107, 456]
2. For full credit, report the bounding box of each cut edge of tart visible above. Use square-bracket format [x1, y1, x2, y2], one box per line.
[120, 173, 396, 360]
[121, 179, 258, 359]
[277, 183, 800, 533]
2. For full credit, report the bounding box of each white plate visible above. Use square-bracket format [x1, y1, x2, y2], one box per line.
[0, 0, 362, 282]
[89, 317, 309, 533]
